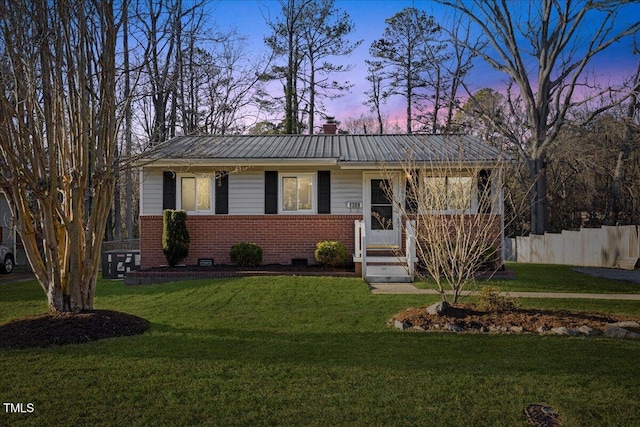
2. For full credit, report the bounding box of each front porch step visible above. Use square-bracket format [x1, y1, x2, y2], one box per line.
[366, 256, 408, 264]
[365, 264, 412, 284]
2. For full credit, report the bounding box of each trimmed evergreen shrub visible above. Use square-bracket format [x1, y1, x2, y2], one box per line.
[162, 209, 190, 267]
[314, 240, 347, 267]
[230, 242, 262, 267]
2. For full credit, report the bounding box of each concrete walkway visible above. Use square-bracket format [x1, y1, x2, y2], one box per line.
[369, 283, 640, 300]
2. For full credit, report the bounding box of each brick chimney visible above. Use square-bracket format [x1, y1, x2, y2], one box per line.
[322, 117, 337, 134]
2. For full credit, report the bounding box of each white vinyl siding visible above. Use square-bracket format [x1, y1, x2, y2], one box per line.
[228, 171, 264, 215]
[141, 167, 368, 216]
[331, 170, 362, 214]
[141, 170, 163, 215]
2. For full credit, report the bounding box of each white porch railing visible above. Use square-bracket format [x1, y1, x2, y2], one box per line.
[355, 219, 416, 281]
[354, 220, 364, 260]
[355, 220, 367, 279]
[405, 219, 416, 281]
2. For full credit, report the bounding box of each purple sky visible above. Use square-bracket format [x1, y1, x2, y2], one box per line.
[209, 0, 640, 128]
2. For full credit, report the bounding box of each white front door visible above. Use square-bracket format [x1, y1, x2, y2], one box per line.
[363, 172, 401, 248]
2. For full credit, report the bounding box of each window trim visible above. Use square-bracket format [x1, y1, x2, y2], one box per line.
[279, 172, 316, 214]
[176, 174, 215, 214]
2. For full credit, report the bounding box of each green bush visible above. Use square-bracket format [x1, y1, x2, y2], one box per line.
[162, 210, 190, 267]
[314, 240, 348, 267]
[478, 245, 501, 271]
[230, 242, 262, 267]
[476, 285, 521, 312]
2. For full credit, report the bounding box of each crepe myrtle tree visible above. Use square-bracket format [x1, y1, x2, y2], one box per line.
[383, 145, 508, 303]
[0, 0, 122, 312]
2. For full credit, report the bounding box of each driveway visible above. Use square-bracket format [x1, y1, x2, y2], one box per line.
[572, 267, 640, 284]
[0, 269, 35, 285]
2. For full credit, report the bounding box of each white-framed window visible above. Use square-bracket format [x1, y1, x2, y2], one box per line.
[179, 175, 213, 213]
[422, 176, 473, 213]
[281, 173, 314, 213]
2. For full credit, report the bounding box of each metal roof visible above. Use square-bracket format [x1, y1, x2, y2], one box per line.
[143, 134, 504, 165]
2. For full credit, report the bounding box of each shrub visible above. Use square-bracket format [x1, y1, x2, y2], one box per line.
[478, 245, 501, 271]
[230, 242, 262, 267]
[476, 285, 521, 312]
[162, 210, 190, 267]
[314, 240, 347, 267]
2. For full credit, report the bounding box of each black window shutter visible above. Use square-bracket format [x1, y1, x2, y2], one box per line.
[264, 171, 278, 214]
[405, 169, 419, 213]
[162, 171, 176, 210]
[478, 169, 491, 214]
[317, 171, 331, 214]
[215, 173, 229, 214]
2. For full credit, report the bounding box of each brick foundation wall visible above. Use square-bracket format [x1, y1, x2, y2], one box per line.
[406, 214, 504, 265]
[140, 215, 361, 268]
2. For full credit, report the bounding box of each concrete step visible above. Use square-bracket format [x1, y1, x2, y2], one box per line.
[365, 264, 412, 283]
[365, 256, 408, 265]
[366, 275, 413, 284]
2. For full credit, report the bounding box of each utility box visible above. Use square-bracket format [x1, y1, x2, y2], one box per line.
[102, 250, 141, 279]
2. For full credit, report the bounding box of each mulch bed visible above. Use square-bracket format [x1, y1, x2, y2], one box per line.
[0, 310, 149, 350]
[392, 303, 639, 334]
[125, 264, 357, 284]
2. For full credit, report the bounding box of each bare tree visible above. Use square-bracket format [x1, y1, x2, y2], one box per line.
[265, 0, 313, 134]
[441, 12, 482, 133]
[386, 143, 507, 303]
[609, 55, 640, 225]
[198, 33, 272, 135]
[364, 60, 386, 134]
[135, 0, 205, 144]
[438, 0, 640, 234]
[265, 0, 359, 134]
[0, 0, 122, 312]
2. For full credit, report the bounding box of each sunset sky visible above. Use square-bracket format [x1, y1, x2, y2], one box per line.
[209, 0, 640, 128]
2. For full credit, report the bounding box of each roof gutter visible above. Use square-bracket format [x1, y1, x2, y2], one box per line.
[138, 158, 339, 168]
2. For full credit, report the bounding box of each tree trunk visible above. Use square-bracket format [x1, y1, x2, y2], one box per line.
[529, 158, 548, 235]
[308, 60, 315, 134]
[406, 75, 412, 134]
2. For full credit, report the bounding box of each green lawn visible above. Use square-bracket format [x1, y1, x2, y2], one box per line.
[415, 262, 640, 294]
[1, 269, 639, 426]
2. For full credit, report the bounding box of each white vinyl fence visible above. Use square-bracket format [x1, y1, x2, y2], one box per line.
[508, 225, 639, 269]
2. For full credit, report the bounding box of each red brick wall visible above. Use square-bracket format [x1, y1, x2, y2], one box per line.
[140, 215, 360, 268]
[405, 214, 504, 264]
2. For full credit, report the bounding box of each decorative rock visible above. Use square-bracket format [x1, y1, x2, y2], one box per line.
[551, 327, 579, 336]
[394, 320, 411, 330]
[538, 326, 551, 333]
[626, 331, 640, 340]
[604, 326, 628, 339]
[624, 331, 640, 340]
[576, 325, 602, 337]
[443, 323, 463, 332]
[426, 301, 450, 316]
[411, 325, 426, 332]
[609, 321, 640, 328]
[510, 326, 524, 333]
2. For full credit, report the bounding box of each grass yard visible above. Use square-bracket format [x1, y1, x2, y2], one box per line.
[415, 262, 640, 294]
[1, 266, 640, 426]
